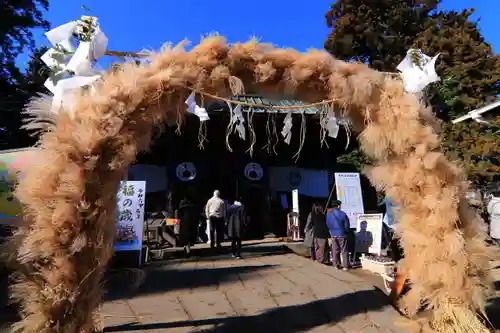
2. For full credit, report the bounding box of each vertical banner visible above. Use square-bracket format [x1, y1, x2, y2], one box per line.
[334, 172, 364, 228]
[292, 189, 299, 214]
[114, 181, 146, 266]
[355, 213, 383, 256]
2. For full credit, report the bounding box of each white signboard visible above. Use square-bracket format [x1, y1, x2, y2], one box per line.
[114, 181, 146, 264]
[355, 213, 383, 256]
[292, 189, 299, 214]
[334, 172, 364, 228]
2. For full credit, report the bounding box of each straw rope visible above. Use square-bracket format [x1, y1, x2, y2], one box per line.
[184, 85, 335, 110]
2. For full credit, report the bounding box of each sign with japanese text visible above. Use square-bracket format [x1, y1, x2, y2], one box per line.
[334, 172, 364, 228]
[114, 181, 146, 262]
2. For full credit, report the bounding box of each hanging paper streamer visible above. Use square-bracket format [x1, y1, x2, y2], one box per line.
[281, 112, 293, 144]
[396, 48, 440, 94]
[185, 93, 209, 122]
[246, 108, 257, 156]
[325, 114, 340, 138]
[231, 104, 246, 140]
[41, 16, 109, 114]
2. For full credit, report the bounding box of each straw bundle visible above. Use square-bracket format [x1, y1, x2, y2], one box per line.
[7, 36, 495, 333]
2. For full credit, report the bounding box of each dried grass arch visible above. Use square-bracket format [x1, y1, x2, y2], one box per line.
[9, 36, 495, 333]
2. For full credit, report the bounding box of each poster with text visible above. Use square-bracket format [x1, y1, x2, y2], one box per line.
[355, 213, 383, 256]
[114, 181, 146, 263]
[334, 173, 364, 228]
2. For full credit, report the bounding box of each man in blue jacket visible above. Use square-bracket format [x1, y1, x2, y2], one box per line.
[326, 200, 350, 270]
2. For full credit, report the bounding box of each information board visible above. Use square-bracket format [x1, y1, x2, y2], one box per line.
[334, 172, 364, 228]
[355, 213, 383, 256]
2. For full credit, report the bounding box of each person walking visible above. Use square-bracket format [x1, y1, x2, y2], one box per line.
[487, 191, 500, 246]
[311, 203, 330, 264]
[178, 195, 198, 257]
[227, 198, 246, 258]
[326, 200, 350, 270]
[205, 190, 226, 249]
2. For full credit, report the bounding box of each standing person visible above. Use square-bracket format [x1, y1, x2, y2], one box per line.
[228, 198, 246, 258]
[303, 207, 316, 260]
[178, 195, 198, 257]
[205, 190, 226, 249]
[326, 200, 350, 270]
[311, 203, 330, 264]
[487, 191, 500, 246]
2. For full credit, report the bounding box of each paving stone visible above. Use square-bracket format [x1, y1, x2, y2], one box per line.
[102, 242, 409, 333]
[368, 305, 412, 333]
[100, 300, 137, 329]
[129, 294, 190, 324]
[178, 290, 236, 320]
[224, 288, 276, 316]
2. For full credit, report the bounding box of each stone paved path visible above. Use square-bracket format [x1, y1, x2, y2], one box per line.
[101, 243, 410, 333]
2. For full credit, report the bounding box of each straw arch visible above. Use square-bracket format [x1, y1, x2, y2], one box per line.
[10, 37, 493, 333]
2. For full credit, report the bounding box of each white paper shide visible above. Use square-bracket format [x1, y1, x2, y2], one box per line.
[185, 93, 210, 122]
[281, 112, 293, 144]
[231, 104, 246, 140]
[325, 114, 340, 138]
[397, 48, 440, 94]
[41, 16, 108, 114]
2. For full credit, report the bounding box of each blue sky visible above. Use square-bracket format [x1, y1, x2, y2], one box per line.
[21, 0, 499, 70]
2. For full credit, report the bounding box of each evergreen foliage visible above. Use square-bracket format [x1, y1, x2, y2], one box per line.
[325, 0, 500, 183]
[0, 0, 50, 149]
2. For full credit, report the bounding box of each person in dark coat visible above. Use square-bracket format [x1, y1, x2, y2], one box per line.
[303, 208, 316, 260]
[227, 199, 246, 258]
[178, 195, 199, 256]
[310, 203, 330, 264]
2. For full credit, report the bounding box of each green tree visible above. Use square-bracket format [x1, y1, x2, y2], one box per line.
[325, 0, 440, 71]
[415, 9, 500, 119]
[21, 46, 51, 98]
[325, 1, 500, 183]
[440, 120, 500, 184]
[0, 0, 50, 149]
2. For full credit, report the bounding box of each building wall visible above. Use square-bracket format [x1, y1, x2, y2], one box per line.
[269, 166, 330, 198]
[127, 164, 168, 193]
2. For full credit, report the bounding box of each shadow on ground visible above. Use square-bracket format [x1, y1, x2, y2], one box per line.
[0, 267, 19, 332]
[104, 289, 389, 333]
[104, 263, 277, 302]
[158, 243, 290, 262]
[485, 278, 500, 330]
[105, 243, 288, 301]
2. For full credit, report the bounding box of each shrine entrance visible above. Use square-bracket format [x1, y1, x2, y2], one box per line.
[134, 96, 349, 241]
[10, 36, 492, 333]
